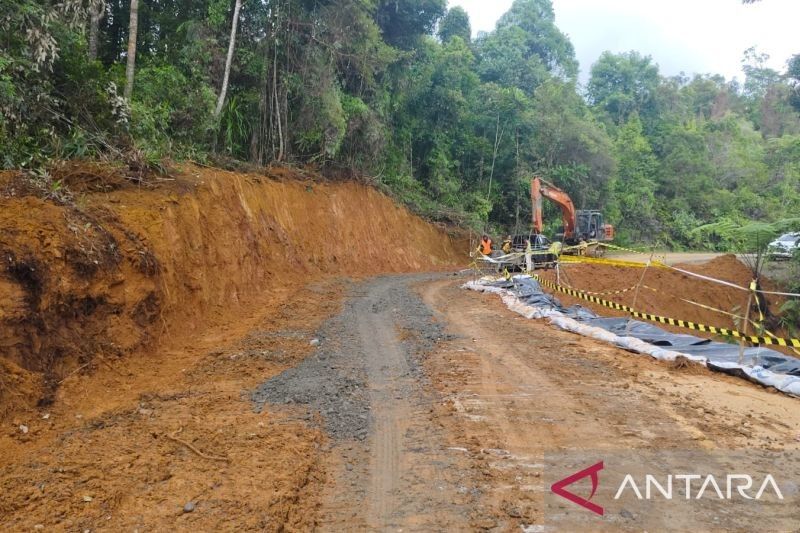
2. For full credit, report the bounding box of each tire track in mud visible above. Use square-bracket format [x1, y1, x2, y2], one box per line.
[358, 295, 407, 527]
[420, 279, 800, 532]
[252, 275, 474, 531]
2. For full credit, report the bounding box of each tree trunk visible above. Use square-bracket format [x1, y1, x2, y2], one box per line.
[214, 0, 242, 119]
[487, 114, 504, 203]
[88, 15, 100, 60]
[273, 43, 284, 162]
[88, 3, 104, 61]
[124, 0, 139, 101]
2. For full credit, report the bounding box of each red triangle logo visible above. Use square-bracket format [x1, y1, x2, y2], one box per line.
[551, 461, 604, 516]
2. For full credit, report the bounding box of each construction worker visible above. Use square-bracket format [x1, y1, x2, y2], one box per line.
[548, 240, 563, 266]
[525, 238, 533, 272]
[478, 234, 493, 255]
[502, 235, 513, 254]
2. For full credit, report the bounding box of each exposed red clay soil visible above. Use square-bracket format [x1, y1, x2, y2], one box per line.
[539, 254, 786, 337]
[0, 162, 464, 416]
[0, 163, 466, 530]
[0, 277, 343, 530]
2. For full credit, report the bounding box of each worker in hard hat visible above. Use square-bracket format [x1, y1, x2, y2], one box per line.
[501, 235, 513, 254]
[478, 234, 493, 256]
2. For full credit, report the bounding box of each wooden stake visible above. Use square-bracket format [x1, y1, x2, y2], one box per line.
[626, 250, 655, 336]
[738, 286, 754, 365]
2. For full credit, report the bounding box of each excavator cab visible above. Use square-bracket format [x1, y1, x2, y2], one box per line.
[576, 210, 601, 241]
[576, 210, 613, 242]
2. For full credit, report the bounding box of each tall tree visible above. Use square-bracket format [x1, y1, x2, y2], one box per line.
[587, 51, 660, 125]
[741, 47, 780, 99]
[214, 0, 242, 119]
[611, 114, 658, 241]
[375, 0, 446, 49]
[493, 0, 577, 80]
[438, 6, 470, 43]
[476, 0, 577, 94]
[785, 53, 800, 113]
[530, 80, 615, 209]
[123, 0, 139, 101]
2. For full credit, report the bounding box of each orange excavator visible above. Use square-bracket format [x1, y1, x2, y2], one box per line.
[531, 176, 614, 255]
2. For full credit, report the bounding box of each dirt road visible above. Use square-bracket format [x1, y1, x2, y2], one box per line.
[0, 280, 343, 531]
[421, 279, 800, 530]
[253, 276, 475, 530]
[253, 274, 800, 531]
[3, 272, 799, 531]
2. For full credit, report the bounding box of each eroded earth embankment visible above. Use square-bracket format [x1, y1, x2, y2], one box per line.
[0, 163, 463, 413]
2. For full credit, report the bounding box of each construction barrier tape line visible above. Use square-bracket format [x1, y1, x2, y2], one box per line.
[561, 254, 800, 299]
[530, 273, 800, 349]
[473, 251, 555, 264]
[474, 243, 800, 299]
[598, 242, 663, 256]
[663, 264, 800, 298]
[561, 241, 666, 260]
[558, 255, 669, 269]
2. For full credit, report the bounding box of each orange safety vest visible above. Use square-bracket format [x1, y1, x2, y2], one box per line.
[480, 238, 493, 255]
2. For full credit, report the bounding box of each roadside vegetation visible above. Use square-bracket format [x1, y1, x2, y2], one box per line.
[2, 0, 800, 246]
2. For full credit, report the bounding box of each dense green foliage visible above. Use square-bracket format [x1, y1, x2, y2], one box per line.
[2, 0, 800, 246]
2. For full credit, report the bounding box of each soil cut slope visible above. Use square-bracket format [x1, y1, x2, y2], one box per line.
[0, 163, 464, 414]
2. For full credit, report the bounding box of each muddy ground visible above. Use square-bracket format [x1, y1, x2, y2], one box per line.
[3, 268, 800, 531]
[0, 279, 344, 530]
[253, 275, 475, 530]
[422, 277, 800, 531]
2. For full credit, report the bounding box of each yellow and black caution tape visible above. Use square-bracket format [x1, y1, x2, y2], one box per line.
[677, 296, 744, 321]
[613, 284, 800, 356]
[599, 242, 666, 257]
[530, 274, 800, 348]
[559, 241, 664, 260]
[560, 242, 591, 253]
[558, 254, 668, 269]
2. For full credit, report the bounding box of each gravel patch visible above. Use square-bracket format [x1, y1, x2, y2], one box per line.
[251, 274, 451, 441]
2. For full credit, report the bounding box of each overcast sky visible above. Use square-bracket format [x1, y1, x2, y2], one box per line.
[448, 0, 799, 83]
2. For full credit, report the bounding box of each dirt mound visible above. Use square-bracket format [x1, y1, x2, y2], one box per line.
[673, 254, 757, 284]
[0, 164, 465, 414]
[539, 254, 786, 340]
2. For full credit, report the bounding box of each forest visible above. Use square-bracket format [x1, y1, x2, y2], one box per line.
[2, 0, 800, 248]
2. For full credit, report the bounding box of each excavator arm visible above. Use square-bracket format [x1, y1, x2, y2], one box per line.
[531, 176, 576, 240]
